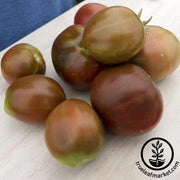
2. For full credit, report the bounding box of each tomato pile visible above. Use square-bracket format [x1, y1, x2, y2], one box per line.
[1, 3, 180, 167]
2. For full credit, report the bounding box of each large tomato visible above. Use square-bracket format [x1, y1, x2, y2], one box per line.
[83, 6, 145, 64]
[4, 75, 66, 124]
[45, 99, 105, 166]
[51, 25, 103, 90]
[90, 64, 163, 136]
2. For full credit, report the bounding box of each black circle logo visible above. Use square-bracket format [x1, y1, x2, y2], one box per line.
[141, 137, 174, 171]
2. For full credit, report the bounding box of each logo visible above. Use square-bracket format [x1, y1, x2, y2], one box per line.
[135, 137, 179, 178]
[141, 137, 174, 171]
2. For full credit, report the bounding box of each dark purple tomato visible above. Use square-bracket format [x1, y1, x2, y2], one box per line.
[4, 75, 66, 124]
[51, 25, 103, 90]
[45, 99, 105, 166]
[74, 3, 107, 26]
[1, 43, 46, 84]
[90, 64, 163, 136]
[131, 25, 180, 81]
[83, 6, 145, 64]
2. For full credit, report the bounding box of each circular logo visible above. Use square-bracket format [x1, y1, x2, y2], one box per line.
[141, 137, 174, 171]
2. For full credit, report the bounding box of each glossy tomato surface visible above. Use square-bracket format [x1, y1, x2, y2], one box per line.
[90, 64, 163, 136]
[1, 43, 46, 84]
[45, 99, 105, 167]
[52, 25, 103, 90]
[131, 25, 180, 81]
[74, 3, 107, 26]
[83, 6, 145, 64]
[4, 75, 66, 124]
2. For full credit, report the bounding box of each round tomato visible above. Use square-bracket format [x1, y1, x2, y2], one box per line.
[1, 43, 46, 84]
[90, 64, 163, 136]
[45, 99, 105, 166]
[52, 25, 103, 90]
[4, 75, 66, 124]
[83, 6, 145, 64]
[131, 25, 180, 81]
[74, 3, 107, 26]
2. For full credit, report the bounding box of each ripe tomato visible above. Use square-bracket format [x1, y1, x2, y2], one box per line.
[90, 64, 163, 136]
[74, 3, 107, 26]
[1, 43, 46, 84]
[45, 99, 105, 166]
[131, 25, 180, 81]
[4, 75, 66, 124]
[83, 6, 145, 64]
[51, 25, 103, 90]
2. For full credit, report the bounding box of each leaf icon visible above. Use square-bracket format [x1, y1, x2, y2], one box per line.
[159, 154, 163, 158]
[159, 143, 162, 148]
[152, 154, 157, 158]
[152, 149, 156, 154]
[152, 143, 156, 148]
[156, 140, 159, 146]
[160, 148, 164, 153]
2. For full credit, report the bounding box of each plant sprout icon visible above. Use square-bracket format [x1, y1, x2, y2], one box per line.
[149, 140, 165, 167]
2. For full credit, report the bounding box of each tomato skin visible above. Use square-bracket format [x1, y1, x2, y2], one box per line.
[1, 43, 46, 84]
[52, 25, 103, 90]
[83, 6, 145, 64]
[74, 3, 107, 26]
[4, 75, 66, 124]
[90, 64, 163, 136]
[131, 25, 180, 81]
[45, 99, 105, 167]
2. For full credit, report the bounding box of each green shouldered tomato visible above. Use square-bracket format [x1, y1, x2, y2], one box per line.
[4, 75, 66, 124]
[1, 43, 46, 84]
[83, 6, 145, 64]
[52, 25, 103, 90]
[45, 99, 105, 166]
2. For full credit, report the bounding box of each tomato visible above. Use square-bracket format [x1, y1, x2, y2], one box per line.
[52, 25, 103, 90]
[74, 3, 107, 26]
[1, 43, 46, 84]
[4, 75, 66, 124]
[90, 64, 163, 136]
[131, 25, 180, 81]
[45, 99, 105, 166]
[83, 6, 145, 64]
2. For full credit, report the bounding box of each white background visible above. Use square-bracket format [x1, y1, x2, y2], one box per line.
[0, 0, 180, 179]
